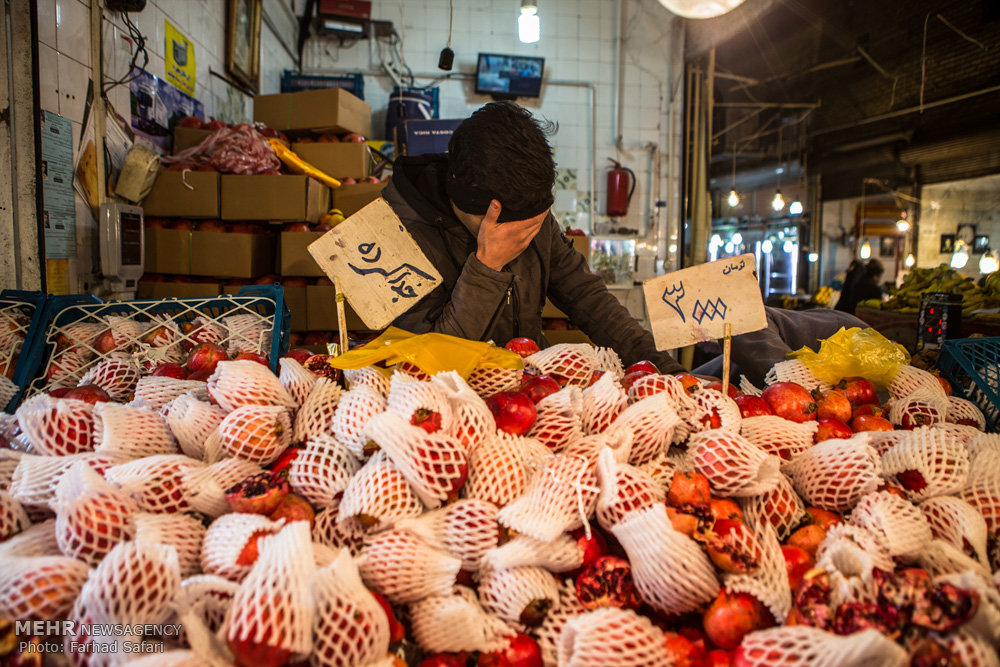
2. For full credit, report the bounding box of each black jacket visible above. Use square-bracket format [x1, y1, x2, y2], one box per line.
[381, 155, 683, 373]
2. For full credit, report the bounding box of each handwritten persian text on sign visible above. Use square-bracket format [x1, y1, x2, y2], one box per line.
[642, 254, 767, 350]
[308, 198, 442, 330]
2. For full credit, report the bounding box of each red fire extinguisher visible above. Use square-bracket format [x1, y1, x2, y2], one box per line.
[606, 159, 636, 217]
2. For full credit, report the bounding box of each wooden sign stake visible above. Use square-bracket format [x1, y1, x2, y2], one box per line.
[721, 323, 733, 397]
[334, 277, 348, 356]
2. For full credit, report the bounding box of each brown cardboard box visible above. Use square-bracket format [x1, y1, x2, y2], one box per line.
[331, 182, 387, 217]
[190, 231, 275, 279]
[541, 236, 592, 318]
[221, 175, 329, 222]
[307, 285, 369, 331]
[144, 228, 193, 275]
[142, 171, 220, 218]
[282, 285, 308, 331]
[278, 231, 325, 276]
[543, 329, 592, 345]
[254, 88, 371, 136]
[136, 280, 221, 299]
[173, 127, 212, 152]
[290, 142, 370, 179]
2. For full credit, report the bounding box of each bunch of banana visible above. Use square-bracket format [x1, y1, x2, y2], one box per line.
[814, 286, 834, 306]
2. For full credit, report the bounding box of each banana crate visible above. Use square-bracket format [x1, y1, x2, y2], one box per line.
[936, 336, 1000, 432]
[0, 290, 50, 412]
[19, 285, 290, 404]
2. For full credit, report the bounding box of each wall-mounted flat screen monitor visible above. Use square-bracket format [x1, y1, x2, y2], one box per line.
[475, 53, 545, 99]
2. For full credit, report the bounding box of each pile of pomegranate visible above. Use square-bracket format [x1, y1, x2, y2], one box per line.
[0, 332, 998, 667]
[0, 302, 31, 402]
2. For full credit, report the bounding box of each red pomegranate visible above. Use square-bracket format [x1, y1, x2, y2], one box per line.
[760, 382, 818, 423]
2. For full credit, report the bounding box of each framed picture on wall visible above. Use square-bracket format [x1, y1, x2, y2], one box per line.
[226, 0, 262, 94]
[879, 236, 897, 258]
[974, 235, 990, 253]
[940, 234, 955, 254]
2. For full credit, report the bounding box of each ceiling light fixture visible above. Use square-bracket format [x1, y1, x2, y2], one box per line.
[771, 191, 785, 212]
[904, 253, 915, 268]
[656, 0, 748, 19]
[980, 249, 999, 274]
[788, 200, 802, 215]
[518, 0, 540, 43]
[896, 219, 910, 233]
[859, 241, 872, 260]
[950, 239, 969, 269]
[727, 152, 740, 208]
[808, 252, 819, 262]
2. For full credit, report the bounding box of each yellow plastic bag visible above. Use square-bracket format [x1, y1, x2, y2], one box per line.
[788, 326, 910, 389]
[326, 327, 524, 379]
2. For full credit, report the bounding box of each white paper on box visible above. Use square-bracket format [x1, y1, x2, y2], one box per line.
[308, 198, 442, 330]
[642, 254, 767, 350]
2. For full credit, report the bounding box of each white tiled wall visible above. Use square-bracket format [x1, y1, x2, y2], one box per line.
[918, 174, 1000, 278]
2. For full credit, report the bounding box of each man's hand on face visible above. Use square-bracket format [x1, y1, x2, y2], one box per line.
[475, 200, 548, 271]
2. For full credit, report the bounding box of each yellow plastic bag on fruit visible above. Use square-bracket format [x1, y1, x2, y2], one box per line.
[788, 326, 910, 389]
[325, 327, 524, 379]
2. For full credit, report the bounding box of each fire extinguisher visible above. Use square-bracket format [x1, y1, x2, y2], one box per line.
[606, 159, 636, 217]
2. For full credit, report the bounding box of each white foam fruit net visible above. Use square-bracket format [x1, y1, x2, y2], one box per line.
[343, 366, 391, 396]
[740, 416, 818, 462]
[636, 450, 677, 491]
[409, 585, 513, 654]
[165, 394, 227, 461]
[207, 360, 296, 412]
[962, 471, 1000, 534]
[467, 365, 522, 399]
[278, 357, 317, 408]
[463, 431, 532, 508]
[815, 524, 893, 606]
[105, 454, 206, 514]
[0, 517, 58, 560]
[0, 489, 28, 540]
[310, 548, 390, 667]
[431, 372, 497, 452]
[8, 451, 121, 510]
[81, 539, 182, 626]
[524, 344, 599, 388]
[562, 426, 634, 470]
[477, 564, 560, 627]
[888, 386, 948, 429]
[740, 472, 807, 541]
[733, 626, 907, 667]
[221, 313, 271, 357]
[935, 570, 1000, 648]
[337, 451, 423, 531]
[611, 504, 719, 615]
[93, 402, 177, 459]
[497, 454, 599, 542]
[134, 376, 208, 411]
[183, 457, 264, 518]
[595, 447, 665, 532]
[395, 498, 500, 571]
[53, 461, 137, 566]
[764, 360, 833, 393]
[224, 522, 316, 664]
[946, 396, 987, 430]
[330, 385, 387, 459]
[288, 434, 360, 510]
[294, 378, 344, 443]
[917, 538, 992, 580]
[16, 394, 96, 456]
[558, 607, 674, 667]
[386, 374, 454, 432]
[784, 435, 881, 513]
[941, 629, 1000, 667]
[535, 579, 587, 667]
[312, 502, 367, 558]
[200, 512, 282, 582]
[358, 528, 461, 604]
[724, 518, 791, 623]
[581, 372, 627, 435]
[42, 347, 89, 389]
[364, 410, 468, 509]
[849, 490, 933, 563]
[0, 443, 20, 491]
[217, 404, 292, 465]
[63, 585, 139, 667]
[77, 353, 141, 402]
[483, 532, 584, 573]
[0, 554, 88, 620]
[965, 433, 1000, 485]
[175, 574, 240, 639]
[689, 390, 743, 434]
[888, 364, 949, 402]
[688, 429, 781, 498]
[881, 426, 970, 501]
[528, 386, 585, 453]
[611, 393, 679, 466]
[740, 375, 764, 397]
[134, 511, 206, 577]
[920, 495, 991, 569]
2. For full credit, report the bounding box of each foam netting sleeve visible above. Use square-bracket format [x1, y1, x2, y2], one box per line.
[173, 574, 240, 638]
[636, 450, 677, 491]
[431, 371, 497, 452]
[688, 429, 782, 498]
[105, 454, 207, 514]
[15, 394, 97, 456]
[581, 372, 627, 435]
[528, 385, 585, 453]
[278, 357, 317, 408]
[888, 386, 948, 428]
[740, 375, 764, 397]
[936, 569, 1000, 647]
[93, 402, 177, 459]
[52, 461, 137, 566]
[739, 472, 807, 541]
[688, 390, 743, 434]
[932, 420, 983, 446]
[63, 588, 141, 667]
[217, 404, 292, 465]
[165, 394, 228, 462]
[917, 537, 993, 580]
[8, 451, 121, 510]
[42, 346, 90, 390]
[77, 352, 142, 402]
[592, 346, 624, 379]
[125, 650, 207, 667]
[865, 429, 909, 457]
[358, 528, 461, 604]
[183, 457, 264, 518]
[965, 432, 1000, 485]
[477, 564, 560, 627]
[409, 585, 514, 654]
[610, 504, 719, 615]
[310, 548, 390, 667]
[940, 628, 1000, 667]
[467, 365, 522, 399]
[783, 434, 881, 513]
[483, 532, 583, 573]
[395, 498, 500, 571]
[312, 501, 367, 558]
[386, 373, 455, 431]
[732, 626, 908, 667]
[740, 416, 818, 463]
[337, 451, 424, 531]
[133, 376, 209, 411]
[888, 364, 950, 402]
[814, 523, 893, 606]
[561, 425, 634, 470]
[133, 511, 206, 577]
[496, 454, 599, 542]
[880, 426, 970, 501]
[0, 436, 21, 490]
[920, 495, 991, 569]
[534, 579, 587, 667]
[626, 373, 681, 406]
[293, 378, 344, 443]
[342, 365, 391, 396]
[723, 517, 792, 623]
[0, 376, 16, 408]
[0, 518, 58, 559]
[224, 522, 316, 662]
[961, 470, 1000, 535]
[764, 359, 833, 393]
[330, 385, 388, 459]
[364, 410, 468, 509]
[463, 431, 533, 508]
[595, 446, 665, 532]
[219, 312, 271, 357]
[848, 490, 933, 562]
[0, 489, 28, 539]
[206, 359, 296, 413]
[200, 512, 282, 582]
[287, 434, 360, 510]
[524, 344, 599, 388]
[946, 395, 988, 430]
[558, 607, 674, 667]
[0, 553, 88, 621]
[82, 539, 182, 626]
[611, 393, 680, 466]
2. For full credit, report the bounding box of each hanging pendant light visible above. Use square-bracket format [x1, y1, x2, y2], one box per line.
[656, 0, 747, 19]
[859, 241, 872, 260]
[727, 152, 740, 208]
[518, 0, 540, 43]
[980, 249, 999, 274]
[771, 191, 785, 212]
[904, 253, 916, 268]
[950, 240, 969, 269]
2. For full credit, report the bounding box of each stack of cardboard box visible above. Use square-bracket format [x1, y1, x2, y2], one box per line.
[542, 235, 595, 345]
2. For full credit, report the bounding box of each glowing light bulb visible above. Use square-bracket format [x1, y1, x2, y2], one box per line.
[732, 233, 743, 246]
[859, 241, 872, 260]
[896, 219, 910, 232]
[668, 243, 677, 253]
[950, 240, 969, 269]
[724, 242, 735, 254]
[727, 189, 740, 208]
[710, 234, 722, 247]
[771, 191, 784, 212]
[788, 201, 803, 215]
[980, 250, 999, 274]
[783, 240, 795, 254]
[518, 1, 540, 43]
[904, 253, 915, 268]
[761, 240, 773, 253]
[808, 252, 819, 262]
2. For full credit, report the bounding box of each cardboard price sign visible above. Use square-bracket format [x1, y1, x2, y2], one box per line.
[308, 198, 442, 330]
[642, 254, 767, 350]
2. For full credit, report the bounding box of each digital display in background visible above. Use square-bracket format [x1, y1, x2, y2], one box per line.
[475, 53, 545, 98]
[120, 212, 142, 266]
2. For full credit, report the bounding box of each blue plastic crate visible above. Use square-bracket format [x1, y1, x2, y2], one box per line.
[0, 290, 49, 412]
[937, 336, 1000, 432]
[21, 285, 289, 401]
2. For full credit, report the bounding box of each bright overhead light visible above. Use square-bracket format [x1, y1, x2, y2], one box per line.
[950, 240, 969, 269]
[808, 252, 819, 262]
[710, 234, 722, 247]
[761, 239, 773, 253]
[655, 0, 747, 19]
[783, 240, 795, 254]
[859, 241, 872, 260]
[727, 189, 740, 208]
[904, 253, 915, 268]
[980, 250, 999, 274]
[771, 191, 785, 212]
[896, 219, 910, 232]
[788, 200, 803, 215]
[731, 232, 743, 246]
[724, 242, 735, 254]
[518, 0, 539, 43]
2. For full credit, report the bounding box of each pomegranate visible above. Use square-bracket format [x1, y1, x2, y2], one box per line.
[234, 352, 269, 366]
[229, 222, 256, 233]
[224, 472, 290, 515]
[909, 639, 959, 667]
[910, 581, 980, 631]
[760, 382, 817, 423]
[850, 413, 893, 432]
[814, 417, 852, 442]
[852, 403, 886, 418]
[284, 222, 312, 232]
[674, 373, 701, 394]
[704, 381, 739, 398]
[504, 337, 540, 358]
[520, 375, 561, 404]
[476, 633, 543, 667]
[872, 567, 930, 623]
[410, 408, 443, 434]
[268, 446, 300, 478]
[283, 348, 313, 365]
[567, 525, 607, 578]
[187, 369, 213, 382]
[93, 329, 121, 354]
[780, 545, 814, 592]
[371, 591, 405, 644]
[268, 494, 316, 528]
[625, 360, 659, 376]
[708, 497, 743, 523]
[733, 395, 773, 418]
[936, 375, 952, 396]
[814, 389, 852, 422]
[704, 649, 734, 667]
[304, 354, 340, 380]
[789, 569, 833, 630]
[667, 471, 712, 508]
[151, 362, 189, 379]
[786, 524, 826, 559]
[702, 590, 774, 650]
[661, 632, 700, 667]
[895, 469, 928, 493]
[833, 600, 902, 638]
[420, 654, 470, 667]
[63, 385, 112, 404]
[487, 391, 537, 436]
[574, 555, 641, 611]
[186, 342, 229, 374]
[803, 507, 842, 530]
[837, 376, 878, 405]
[621, 370, 654, 392]
[666, 506, 709, 539]
[196, 220, 226, 232]
[341, 133, 366, 143]
[705, 518, 761, 574]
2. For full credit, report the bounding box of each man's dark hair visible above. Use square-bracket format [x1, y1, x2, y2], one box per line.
[865, 259, 884, 279]
[447, 102, 557, 222]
